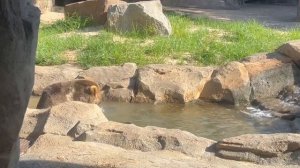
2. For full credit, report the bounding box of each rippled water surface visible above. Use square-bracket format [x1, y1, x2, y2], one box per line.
[102, 102, 295, 140]
[29, 97, 296, 141]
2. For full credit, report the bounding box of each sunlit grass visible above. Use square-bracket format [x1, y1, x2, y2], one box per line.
[37, 13, 300, 67]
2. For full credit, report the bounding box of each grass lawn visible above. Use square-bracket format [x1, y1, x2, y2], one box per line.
[37, 13, 300, 68]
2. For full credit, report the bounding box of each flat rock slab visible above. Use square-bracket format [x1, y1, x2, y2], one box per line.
[135, 64, 214, 103]
[76, 121, 215, 157]
[43, 101, 108, 138]
[216, 133, 300, 165]
[78, 63, 137, 89]
[20, 134, 279, 168]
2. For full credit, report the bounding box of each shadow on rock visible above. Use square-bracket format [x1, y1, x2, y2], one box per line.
[20, 160, 115, 168]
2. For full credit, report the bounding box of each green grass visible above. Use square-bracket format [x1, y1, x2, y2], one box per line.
[37, 13, 300, 68]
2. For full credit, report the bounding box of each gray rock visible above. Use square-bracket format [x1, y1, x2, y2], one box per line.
[277, 40, 300, 66]
[107, 0, 172, 35]
[216, 133, 300, 165]
[0, 0, 40, 167]
[105, 88, 134, 102]
[43, 101, 108, 138]
[33, 64, 82, 96]
[201, 61, 251, 106]
[242, 52, 300, 100]
[78, 63, 137, 89]
[134, 64, 214, 103]
[76, 121, 215, 157]
[78, 63, 137, 102]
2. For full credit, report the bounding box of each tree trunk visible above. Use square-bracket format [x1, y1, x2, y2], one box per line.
[0, 0, 40, 167]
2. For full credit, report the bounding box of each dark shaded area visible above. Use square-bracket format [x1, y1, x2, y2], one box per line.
[55, 0, 86, 6]
[20, 160, 106, 168]
[245, 0, 297, 5]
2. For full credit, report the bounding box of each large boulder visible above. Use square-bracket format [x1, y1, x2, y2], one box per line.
[43, 101, 108, 138]
[277, 40, 300, 66]
[0, 0, 40, 167]
[78, 63, 137, 102]
[76, 121, 215, 157]
[200, 61, 251, 105]
[241, 52, 300, 100]
[216, 133, 300, 165]
[107, 0, 172, 36]
[33, 64, 82, 96]
[134, 64, 214, 103]
[64, 0, 125, 24]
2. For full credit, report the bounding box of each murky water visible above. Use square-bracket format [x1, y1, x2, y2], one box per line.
[101, 102, 295, 140]
[28, 97, 296, 141]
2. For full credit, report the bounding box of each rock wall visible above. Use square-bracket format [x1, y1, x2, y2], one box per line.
[0, 0, 40, 167]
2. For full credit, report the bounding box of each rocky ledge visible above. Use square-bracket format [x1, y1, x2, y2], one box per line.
[33, 40, 300, 120]
[20, 101, 300, 167]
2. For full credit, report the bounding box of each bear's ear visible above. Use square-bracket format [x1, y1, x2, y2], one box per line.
[89, 85, 98, 96]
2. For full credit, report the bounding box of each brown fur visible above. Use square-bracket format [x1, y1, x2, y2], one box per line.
[37, 79, 102, 109]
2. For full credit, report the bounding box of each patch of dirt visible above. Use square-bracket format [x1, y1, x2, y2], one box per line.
[59, 26, 103, 38]
[62, 50, 79, 64]
[41, 12, 65, 24]
[140, 39, 155, 47]
[165, 52, 196, 65]
[188, 25, 200, 33]
[112, 35, 128, 44]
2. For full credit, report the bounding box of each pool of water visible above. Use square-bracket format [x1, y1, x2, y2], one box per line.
[28, 97, 296, 141]
[101, 102, 295, 140]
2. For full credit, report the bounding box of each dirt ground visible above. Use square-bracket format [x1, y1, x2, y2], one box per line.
[165, 4, 300, 30]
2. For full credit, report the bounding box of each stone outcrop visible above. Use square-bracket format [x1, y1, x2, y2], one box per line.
[0, 0, 40, 167]
[76, 121, 215, 157]
[78, 63, 137, 102]
[21, 134, 271, 168]
[36, 79, 101, 109]
[216, 133, 300, 165]
[107, 0, 172, 35]
[201, 61, 251, 105]
[277, 40, 300, 66]
[134, 64, 214, 103]
[64, 0, 125, 24]
[43, 101, 108, 138]
[33, 64, 82, 95]
[241, 52, 300, 100]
